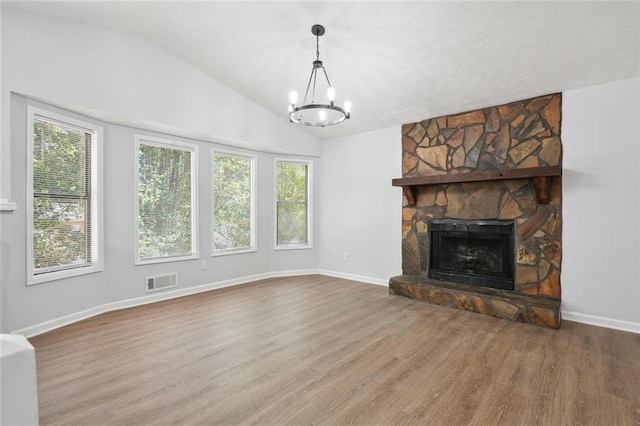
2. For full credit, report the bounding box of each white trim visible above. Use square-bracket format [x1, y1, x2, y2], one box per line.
[135, 254, 199, 266]
[212, 149, 257, 256]
[134, 135, 199, 265]
[274, 243, 314, 251]
[273, 157, 314, 250]
[12, 269, 319, 338]
[26, 106, 104, 285]
[561, 310, 640, 334]
[212, 247, 258, 257]
[11, 270, 639, 338]
[269, 269, 319, 277]
[210, 146, 257, 158]
[29, 266, 104, 286]
[93, 119, 105, 277]
[0, 199, 17, 211]
[316, 269, 389, 287]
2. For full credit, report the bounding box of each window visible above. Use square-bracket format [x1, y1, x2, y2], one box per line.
[135, 136, 198, 264]
[27, 107, 103, 284]
[212, 151, 256, 255]
[274, 159, 312, 249]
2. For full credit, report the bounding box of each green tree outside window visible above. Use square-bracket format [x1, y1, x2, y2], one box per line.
[276, 161, 309, 245]
[138, 143, 193, 260]
[213, 154, 253, 251]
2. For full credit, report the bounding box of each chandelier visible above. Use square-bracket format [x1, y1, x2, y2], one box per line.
[289, 25, 351, 127]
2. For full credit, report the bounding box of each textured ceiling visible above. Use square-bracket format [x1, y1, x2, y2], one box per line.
[4, 1, 640, 140]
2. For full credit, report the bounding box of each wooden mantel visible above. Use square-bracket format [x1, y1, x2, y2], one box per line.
[392, 165, 562, 206]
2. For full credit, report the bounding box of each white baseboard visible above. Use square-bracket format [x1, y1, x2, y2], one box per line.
[317, 269, 389, 287]
[561, 311, 639, 334]
[267, 269, 320, 277]
[13, 271, 290, 338]
[18, 269, 636, 338]
[12, 269, 364, 338]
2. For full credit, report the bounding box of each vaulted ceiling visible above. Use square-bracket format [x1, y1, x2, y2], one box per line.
[5, 1, 640, 140]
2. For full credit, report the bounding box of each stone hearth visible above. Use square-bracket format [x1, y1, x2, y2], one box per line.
[390, 94, 562, 328]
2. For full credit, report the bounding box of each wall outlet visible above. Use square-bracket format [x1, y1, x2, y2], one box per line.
[200, 260, 208, 270]
[343, 252, 349, 261]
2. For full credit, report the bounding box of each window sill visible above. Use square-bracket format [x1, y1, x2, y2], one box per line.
[135, 254, 199, 266]
[0, 199, 17, 212]
[274, 243, 313, 251]
[212, 247, 257, 257]
[28, 264, 103, 286]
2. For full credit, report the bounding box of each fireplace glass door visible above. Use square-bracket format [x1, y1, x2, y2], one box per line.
[429, 219, 515, 290]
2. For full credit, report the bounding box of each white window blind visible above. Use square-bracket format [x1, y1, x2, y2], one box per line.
[32, 116, 93, 274]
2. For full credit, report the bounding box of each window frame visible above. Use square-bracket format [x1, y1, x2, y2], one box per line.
[212, 149, 258, 257]
[26, 106, 104, 285]
[134, 135, 199, 265]
[273, 157, 313, 250]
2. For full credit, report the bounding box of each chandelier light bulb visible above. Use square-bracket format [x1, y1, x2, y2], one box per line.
[327, 87, 335, 101]
[344, 100, 352, 114]
[319, 109, 327, 121]
[289, 91, 298, 105]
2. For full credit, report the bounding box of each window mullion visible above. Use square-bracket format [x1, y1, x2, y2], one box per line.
[33, 193, 90, 200]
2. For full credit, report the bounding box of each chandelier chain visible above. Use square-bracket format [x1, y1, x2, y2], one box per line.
[311, 68, 317, 103]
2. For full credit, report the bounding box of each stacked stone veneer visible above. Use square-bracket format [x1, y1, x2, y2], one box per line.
[389, 94, 562, 328]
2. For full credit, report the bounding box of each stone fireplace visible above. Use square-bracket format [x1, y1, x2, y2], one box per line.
[389, 94, 562, 328]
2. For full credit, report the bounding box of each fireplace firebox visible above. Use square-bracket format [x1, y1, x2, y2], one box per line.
[428, 219, 515, 291]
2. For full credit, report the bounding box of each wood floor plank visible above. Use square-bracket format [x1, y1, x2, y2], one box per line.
[28, 275, 640, 425]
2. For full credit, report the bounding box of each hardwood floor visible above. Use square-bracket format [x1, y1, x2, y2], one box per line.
[29, 275, 639, 425]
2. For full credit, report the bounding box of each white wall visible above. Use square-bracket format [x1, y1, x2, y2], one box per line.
[318, 127, 402, 284]
[317, 79, 640, 333]
[0, 7, 319, 201]
[562, 77, 640, 332]
[0, 8, 320, 333]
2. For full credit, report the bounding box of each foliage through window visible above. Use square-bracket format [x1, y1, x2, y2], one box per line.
[213, 152, 255, 254]
[28, 108, 103, 283]
[275, 160, 311, 247]
[136, 137, 197, 262]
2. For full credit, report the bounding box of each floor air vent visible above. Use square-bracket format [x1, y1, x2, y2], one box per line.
[146, 273, 177, 292]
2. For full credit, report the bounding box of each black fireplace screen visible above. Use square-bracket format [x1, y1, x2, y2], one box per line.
[428, 219, 515, 291]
